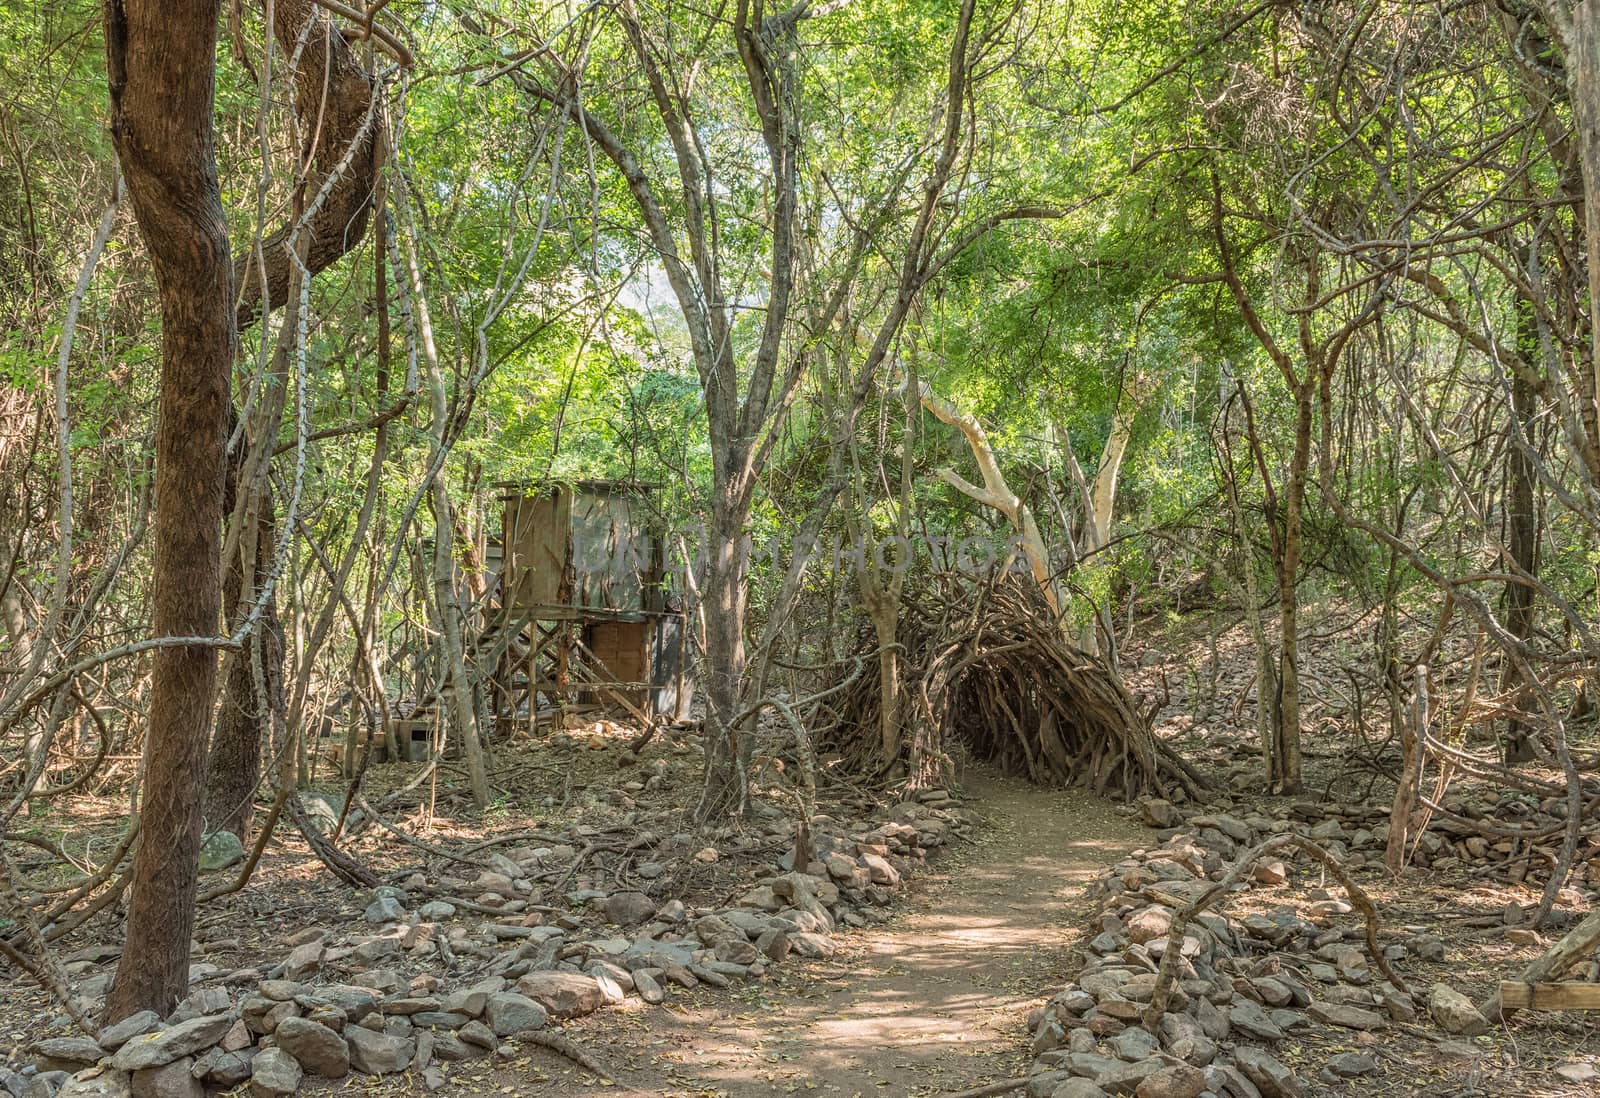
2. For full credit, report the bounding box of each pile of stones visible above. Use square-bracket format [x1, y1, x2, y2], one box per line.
[7, 789, 973, 1098]
[1022, 798, 1494, 1098]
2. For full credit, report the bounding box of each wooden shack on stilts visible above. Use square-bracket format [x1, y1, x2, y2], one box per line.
[487, 480, 692, 732]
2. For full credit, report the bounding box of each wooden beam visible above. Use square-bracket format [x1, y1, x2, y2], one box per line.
[1499, 981, 1600, 1011]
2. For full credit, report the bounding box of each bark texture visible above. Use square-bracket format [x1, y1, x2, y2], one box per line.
[102, 0, 235, 1021]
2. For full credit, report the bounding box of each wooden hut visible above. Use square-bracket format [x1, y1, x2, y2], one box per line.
[488, 480, 691, 732]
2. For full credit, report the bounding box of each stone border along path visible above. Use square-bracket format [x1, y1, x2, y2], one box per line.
[529, 770, 1146, 1097]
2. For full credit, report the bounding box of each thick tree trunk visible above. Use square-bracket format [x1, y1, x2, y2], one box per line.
[103, 0, 234, 1021]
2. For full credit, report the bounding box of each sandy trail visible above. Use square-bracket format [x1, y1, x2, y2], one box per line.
[531, 768, 1145, 1097]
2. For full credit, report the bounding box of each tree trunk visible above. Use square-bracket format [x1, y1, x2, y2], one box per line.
[1272, 387, 1312, 794]
[1083, 404, 1134, 657]
[695, 490, 749, 819]
[102, 0, 234, 1021]
[1502, 302, 1540, 764]
[206, 504, 281, 842]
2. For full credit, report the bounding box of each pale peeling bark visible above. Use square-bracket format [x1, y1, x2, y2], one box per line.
[910, 378, 1061, 623]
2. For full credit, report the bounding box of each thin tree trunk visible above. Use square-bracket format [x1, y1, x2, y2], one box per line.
[402, 222, 490, 810]
[1502, 302, 1540, 764]
[1273, 388, 1312, 794]
[102, 0, 234, 1021]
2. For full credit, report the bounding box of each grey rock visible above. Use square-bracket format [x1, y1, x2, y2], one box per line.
[633, 970, 666, 1005]
[1233, 1048, 1300, 1098]
[344, 1026, 414, 1075]
[194, 1049, 253, 1087]
[248, 1047, 302, 1098]
[31, 1037, 105, 1072]
[317, 986, 379, 1022]
[457, 1021, 496, 1050]
[111, 1015, 233, 1072]
[484, 993, 547, 1036]
[603, 892, 657, 926]
[430, 1033, 474, 1062]
[1326, 1052, 1376, 1077]
[1134, 1063, 1206, 1098]
[1307, 1001, 1385, 1030]
[1050, 1081, 1108, 1098]
[1428, 983, 1488, 1037]
[1095, 1058, 1161, 1095]
[364, 897, 405, 924]
[1225, 999, 1283, 1042]
[1108, 1027, 1158, 1061]
[272, 1018, 349, 1078]
[25, 1071, 71, 1098]
[130, 1060, 201, 1098]
[57, 1072, 132, 1098]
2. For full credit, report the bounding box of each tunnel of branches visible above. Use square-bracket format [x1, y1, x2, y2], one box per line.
[826, 576, 1204, 801]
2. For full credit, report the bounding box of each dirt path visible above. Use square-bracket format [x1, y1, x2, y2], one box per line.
[535, 769, 1146, 1097]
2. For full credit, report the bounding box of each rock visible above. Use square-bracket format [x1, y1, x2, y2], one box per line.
[1158, 1012, 1216, 1066]
[1233, 1048, 1300, 1098]
[59, 1070, 133, 1097]
[515, 972, 604, 1019]
[25, 1070, 71, 1098]
[316, 985, 379, 1021]
[1140, 798, 1183, 828]
[458, 1021, 496, 1050]
[1095, 1058, 1162, 1094]
[364, 897, 405, 924]
[1126, 906, 1174, 945]
[633, 970, 666, 1005]
[345, 1026, 414, 1075]
[1225, 999, 1284, 1042]
[1307, 1001, 1386, 1030]
[249, 1047, 302, 1098]
[273, 1018, 349, 1078]
[1408, 934, 1445, 962]
[1326, 1053, 1376, 1077]
[484, 993, 547, 1036]
[1554, 1062, 1600, 1084]
[603, 892, 657, 926]
[195, 1050, 253, 1087]
[112, 1015, 234, 1072]
[1252, 859, 1287, 886]
[198, 831, 245, 872]
[31, 1038, 105, 1072]
[1428, 983, 1488, 1037]
[97, 1013, 161, 1053]
[1136, 1064, 1206, 1098]
[1204, 1064, 1261, 1098]
[859, 852, 899, 885]
[283, 943, 322, 980]
[131, 1060, 204, 1098]
[1050, 1081, 1108, 1098]
[1108, 1028, 1158, 1061]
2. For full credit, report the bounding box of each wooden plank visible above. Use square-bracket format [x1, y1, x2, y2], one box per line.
[1499, 981, 1600, 1010]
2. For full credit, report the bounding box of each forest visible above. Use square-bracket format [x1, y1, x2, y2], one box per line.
[3, 0, 1600, 1095]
